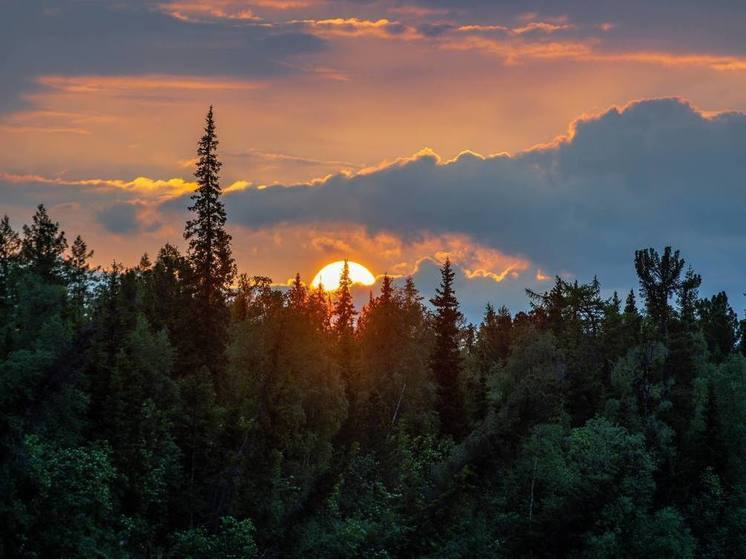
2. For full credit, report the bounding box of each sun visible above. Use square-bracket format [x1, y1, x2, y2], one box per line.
[311, 260, 376, 291]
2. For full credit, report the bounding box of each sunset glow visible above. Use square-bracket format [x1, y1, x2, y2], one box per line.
[310, 261, 376, 291]
[4, 1, 746, 315]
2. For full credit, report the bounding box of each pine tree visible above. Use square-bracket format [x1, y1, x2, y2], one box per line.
[184, 106, 236, 373]
[430, 258, 465, 437]
[333, 260, 356, 339]
[634, 246, 686, 337]
[624, 289, 637, 316]
[0, 215, 20, 306]
[21, 204, 67, 283]
[0, 215, 19, 273]
[698, 292, 738, 363]
[288, 273, 306, 309]
[65, 235, 94, 322]
[379, 274, 394, 306]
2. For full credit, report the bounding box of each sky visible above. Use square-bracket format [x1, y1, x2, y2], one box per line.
[2, 0, 746, 320]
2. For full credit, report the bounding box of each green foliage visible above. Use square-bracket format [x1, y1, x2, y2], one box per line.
[21, 435, 122, 558]
[4, 134, 746, 558]
[169, 516, 257, 559]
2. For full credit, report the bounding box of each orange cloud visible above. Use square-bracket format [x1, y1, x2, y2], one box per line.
[159, 0, 324, 21]
[0, 172, 198, 199]
[376, 233, 530, 284]
[37, 74, 265, 94]
[442, 35, 746, 71]
[253, 0, 322, 8]
[387, 5, 451, 18]
[295, 18, 422, 40]
[223, 222, 532, 291]
[512, 21, 572, 34]
[0, 109, 116, 136]
[458, 21, 572, 35]
[0, 124, 92, 135]
[158, 1, 261, 22]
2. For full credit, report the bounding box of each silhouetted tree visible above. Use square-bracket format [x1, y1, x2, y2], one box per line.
[184, 106, 235, 375]
[430, 258, 465, 438]
[698, 291, 739, 363]
[21, 204, 67, 283]
[634, 246, 686, 337]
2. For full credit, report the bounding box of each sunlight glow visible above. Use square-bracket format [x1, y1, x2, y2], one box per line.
[311, 260, 375, 291]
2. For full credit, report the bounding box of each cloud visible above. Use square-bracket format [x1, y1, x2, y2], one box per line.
[440, 34, 746, 70]
[157, 1, 262, 22]
[0, 173, 198, 200]
[203, 98, 746, 298]
[0, 1, 326, 111]
[293, 18, 422, 40]
[457, 21, 572, 35]
[97, 203, 142, 235]
[37, 75, 265, 93]
[158, 0, 324, 21]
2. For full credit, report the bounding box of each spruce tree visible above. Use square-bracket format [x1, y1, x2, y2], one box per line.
[288, 273, 306, 309]
[65, 235, 94, 322]
[21, 204, 67, 283]
[184, 106, 236, 374]
[0, 215, 20, 304]
[333, 260, 358, 421]
[430, 258, 465, 437]
[333, 260, 356, 339]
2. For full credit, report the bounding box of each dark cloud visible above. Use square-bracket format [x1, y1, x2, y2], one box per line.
[212, 98, 746, 300]
[0, 0, 327, 111]
[97, 203, 141, 235]
[389, 0, 746, 53]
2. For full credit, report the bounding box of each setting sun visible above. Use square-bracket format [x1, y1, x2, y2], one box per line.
[311, 260, 376, 291]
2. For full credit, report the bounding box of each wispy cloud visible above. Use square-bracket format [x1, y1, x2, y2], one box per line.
[37, 75, 265, 94]
[0, 172, 198, 200]
[157, 1, 262, 22]
[441, 35, 746, 70]
[158, 0, 324, 21]
[292, 17, 422, 40]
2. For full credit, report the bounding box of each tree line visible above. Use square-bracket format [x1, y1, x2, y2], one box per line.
[2, 108, 746, 558]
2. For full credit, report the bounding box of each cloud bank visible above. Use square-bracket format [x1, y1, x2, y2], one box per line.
[212, 98, 746, 297]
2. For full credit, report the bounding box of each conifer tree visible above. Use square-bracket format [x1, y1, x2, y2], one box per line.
[288, 273, 306, 309]
[184, 106, 236, 373]
[379, 274, 394, 306]
[698, 292, 738, 363]
[429, 258, 465, 437]
[65, 235, 94, 320]
[624, 289, 638, 316]
[0, 215, 20, 307]
[0, 215, 19, 274]
[21, 204, 67, 282]
[634, 246, 686, 337]
[333, 260, 356, 339]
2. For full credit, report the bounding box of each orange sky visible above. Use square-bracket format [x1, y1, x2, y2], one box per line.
[3, 1, 746, 314]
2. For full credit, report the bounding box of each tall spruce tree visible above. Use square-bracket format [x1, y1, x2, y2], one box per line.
[430, 258, 465, 437]
[184, 106, 236, 374]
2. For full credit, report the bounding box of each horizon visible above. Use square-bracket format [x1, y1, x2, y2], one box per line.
[3, 1, 746, 321]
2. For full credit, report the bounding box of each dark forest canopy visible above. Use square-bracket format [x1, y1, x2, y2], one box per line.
[2, 110, 746, 558]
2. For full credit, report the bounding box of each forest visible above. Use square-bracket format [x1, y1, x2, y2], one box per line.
[2, 110, 746, 558]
